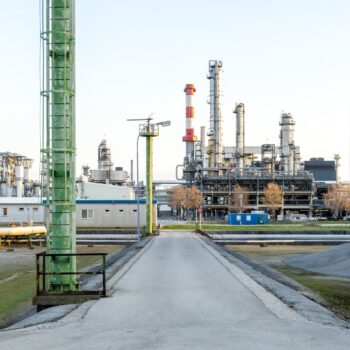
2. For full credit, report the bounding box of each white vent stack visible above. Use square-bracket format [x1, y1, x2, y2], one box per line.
[182, 84, 198, 162]
[207, 60, 223, 170]
[234, 103, 245, 170]
[15, 165, 24, 197]
[280, 112, 295, 174]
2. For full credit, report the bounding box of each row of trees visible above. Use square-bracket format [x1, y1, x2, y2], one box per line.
[324, 183, 350, 217]
[168, 182, 283, 218]
[168, 182, 350, 219]
[168, 186, 202, 219]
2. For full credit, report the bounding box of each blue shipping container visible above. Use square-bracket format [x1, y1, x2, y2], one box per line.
[227, 213, 269, 225]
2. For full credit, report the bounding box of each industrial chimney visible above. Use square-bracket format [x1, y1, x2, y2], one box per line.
[182, 84, 198, 162]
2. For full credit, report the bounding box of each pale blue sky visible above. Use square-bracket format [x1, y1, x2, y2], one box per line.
[1, 0, 349, 181]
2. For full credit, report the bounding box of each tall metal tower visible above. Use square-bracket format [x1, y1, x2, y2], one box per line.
[234, 103, 245, 170]
[41, 0, 77, 292]
[207, 60, 223, 171]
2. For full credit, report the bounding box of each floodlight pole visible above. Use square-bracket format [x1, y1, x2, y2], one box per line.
[146, 134, 153, 235]
[128, 117, 170, 237]
[136, 134, 141, 241]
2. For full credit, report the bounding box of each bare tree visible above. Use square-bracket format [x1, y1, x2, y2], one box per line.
[168, 185, 202, 219]
[186, 186, 202, 210]
[324, 183, 350, 217]
[168, 186, 186, 217]
[230, 185, 248, 212]
[263, 182, 283, 218]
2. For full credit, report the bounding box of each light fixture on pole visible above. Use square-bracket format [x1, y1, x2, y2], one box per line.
[127, 116, 171, 236]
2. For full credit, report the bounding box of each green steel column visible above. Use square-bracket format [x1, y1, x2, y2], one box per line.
[146, 136, 153, 235]
[44, 0, 77, 291]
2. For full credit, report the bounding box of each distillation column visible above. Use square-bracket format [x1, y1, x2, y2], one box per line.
[207, 60, 223, 171]
[234, 103, 245, 170]
[279, 112, 295, 174]
[334, 154, 340, 184]
[98, 139, 113, 170]
[200, 126, 206, 166]
[42, 0, 77, 291]
[182, 84, 198, 162]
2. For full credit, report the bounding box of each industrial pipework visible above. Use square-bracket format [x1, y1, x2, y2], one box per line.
[207, 60, 223, 171]
[41, 0, 77, 292]
[234, 103, 245, 170]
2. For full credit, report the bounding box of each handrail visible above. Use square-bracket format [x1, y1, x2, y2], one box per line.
[36, 252, 107, 297]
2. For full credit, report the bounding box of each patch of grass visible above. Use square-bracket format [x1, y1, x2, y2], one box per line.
[0, 268, 35, 328]
[274, 265, 350, 320]
[0, 245, 125, 328]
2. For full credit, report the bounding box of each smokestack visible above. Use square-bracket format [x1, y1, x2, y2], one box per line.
[207, 60, 223, 170]
[182, 84, 198, 161]
[234, 103, 245, 170]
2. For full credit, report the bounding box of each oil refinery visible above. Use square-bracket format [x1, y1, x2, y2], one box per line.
[178, 60, 338, 219]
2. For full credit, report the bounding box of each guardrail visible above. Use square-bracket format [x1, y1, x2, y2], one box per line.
[36, 252, 107, 297]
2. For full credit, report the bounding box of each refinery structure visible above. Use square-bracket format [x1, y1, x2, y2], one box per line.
[0, 57, 339, 221]
[0, 153, 39, 198]
[179, 60, 337, 218]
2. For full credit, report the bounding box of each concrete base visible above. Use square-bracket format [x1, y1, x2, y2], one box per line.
[33, 294, 104, 311]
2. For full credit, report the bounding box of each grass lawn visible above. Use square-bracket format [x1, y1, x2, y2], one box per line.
[0, 244, 124, 328]
[225, 244, 350, 321]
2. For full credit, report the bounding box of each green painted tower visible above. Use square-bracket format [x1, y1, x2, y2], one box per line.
[41, 0, 77, 292]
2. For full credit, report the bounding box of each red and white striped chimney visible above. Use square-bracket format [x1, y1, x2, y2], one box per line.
[183, 84, 198, 160]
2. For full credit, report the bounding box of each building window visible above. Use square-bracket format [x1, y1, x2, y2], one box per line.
[133, 209, 137, 213]
[105, 209, 110, 213]
[82, 209, 93, 219]
[2, 208, 8, 216]
[18, 207, 24, 212]
[118, 209, 124, 213]
[33, 207, 39, 212]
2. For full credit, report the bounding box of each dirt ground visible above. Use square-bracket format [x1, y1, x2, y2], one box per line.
[226, 244, 331, 265]
[226, 244, 350, 320]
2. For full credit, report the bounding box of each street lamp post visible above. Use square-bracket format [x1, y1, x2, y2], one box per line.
[128, 117, 171, 237]
[136, 134, 141, 242]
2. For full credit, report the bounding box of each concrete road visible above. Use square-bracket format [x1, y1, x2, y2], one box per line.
[1, 231, 350, 349]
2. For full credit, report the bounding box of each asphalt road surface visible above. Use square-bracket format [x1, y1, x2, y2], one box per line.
[1, 231, 350, 349]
